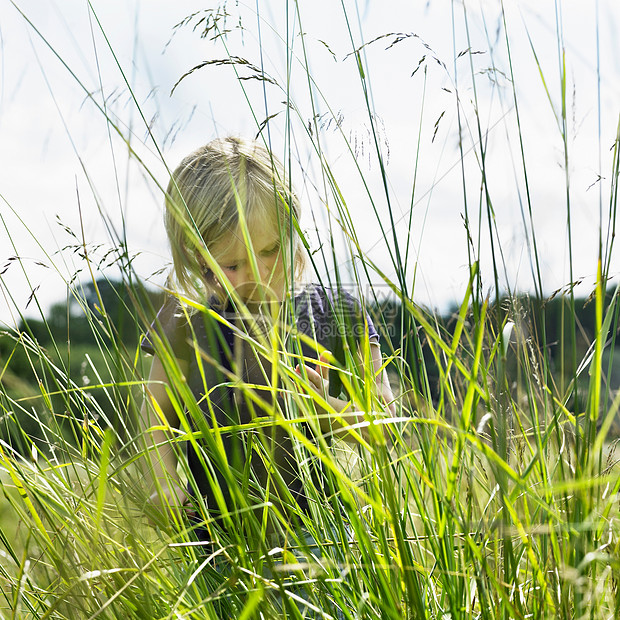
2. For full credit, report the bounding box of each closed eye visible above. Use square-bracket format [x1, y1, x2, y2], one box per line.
[260, 243, 280, 257]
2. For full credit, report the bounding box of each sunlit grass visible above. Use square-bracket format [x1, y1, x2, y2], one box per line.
[0, 1, 619, 618]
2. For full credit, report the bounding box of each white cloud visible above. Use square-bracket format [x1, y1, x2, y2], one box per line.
[1, 0, 619, 325]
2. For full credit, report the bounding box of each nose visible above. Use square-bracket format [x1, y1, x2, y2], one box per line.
[244, 259, 270, 284]
[257, 259, 272, 282]
[233, 262, 271, 302]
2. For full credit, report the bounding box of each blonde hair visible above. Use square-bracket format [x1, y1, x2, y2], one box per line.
[164, 136, 307, 303]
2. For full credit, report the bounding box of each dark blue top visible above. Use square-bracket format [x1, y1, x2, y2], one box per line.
[142, 283, 379, 522]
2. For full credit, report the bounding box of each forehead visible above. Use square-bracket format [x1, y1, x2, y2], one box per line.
[210, 223, 282, 261]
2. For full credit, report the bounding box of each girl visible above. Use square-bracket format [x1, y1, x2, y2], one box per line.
[140, 136, 394, 567]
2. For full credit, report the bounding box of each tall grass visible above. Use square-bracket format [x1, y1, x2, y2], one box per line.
[1, 1, 619, 618]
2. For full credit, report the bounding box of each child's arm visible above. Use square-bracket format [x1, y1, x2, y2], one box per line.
[140, 354, 191, 515]
[296, 342, 396, 442]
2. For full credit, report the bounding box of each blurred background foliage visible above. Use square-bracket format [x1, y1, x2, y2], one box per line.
[2, 279, 619, 460]
[0, 279, 163, 455]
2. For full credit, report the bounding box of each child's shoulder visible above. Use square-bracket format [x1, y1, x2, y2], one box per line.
[295, 283, 374, 331]
[294, 282, 365, 312]
[294, 283, 378, 341]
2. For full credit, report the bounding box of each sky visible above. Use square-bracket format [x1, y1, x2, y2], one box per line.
[1, 0, 619, 326]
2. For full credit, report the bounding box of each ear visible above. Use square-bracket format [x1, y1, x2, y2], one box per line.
[194, 250, 212, 278]
[203, 269, 216, 284]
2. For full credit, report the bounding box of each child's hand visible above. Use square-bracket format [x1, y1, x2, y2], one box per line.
[147, 479, 194, 525]
[295, 351, 331, 397]
[294, 351, 355, 437]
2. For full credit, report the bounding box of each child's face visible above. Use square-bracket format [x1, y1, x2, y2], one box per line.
[209, 224, 287, 303]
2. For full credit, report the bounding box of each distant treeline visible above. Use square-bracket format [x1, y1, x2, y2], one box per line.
[370, 289, 620, 408]
[1, 279, 618, 456]
[0, 279, 162, 455]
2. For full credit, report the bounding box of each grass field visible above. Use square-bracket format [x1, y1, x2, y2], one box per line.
[1, 1, 620, 618]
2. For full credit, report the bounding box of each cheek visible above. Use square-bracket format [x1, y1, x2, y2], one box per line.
[219, 269, 241, 287]
[231, 272, 245, 287]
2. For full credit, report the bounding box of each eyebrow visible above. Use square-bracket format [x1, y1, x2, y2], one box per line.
[221, 239, 280, 264]
[260, 240, 280, 252]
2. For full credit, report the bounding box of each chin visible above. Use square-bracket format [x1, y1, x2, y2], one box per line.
[237, 283, 283, 303]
